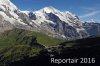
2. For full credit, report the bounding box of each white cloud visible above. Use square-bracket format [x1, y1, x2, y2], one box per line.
[79, 10, 100, 18]
[82, 7, 96, 11]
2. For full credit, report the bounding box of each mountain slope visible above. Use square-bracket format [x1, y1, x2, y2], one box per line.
[1, 36, 100, 66]
[0, 0, 37, 32]
[0, 0, 88, 40]
[0, 29, 63, 48]
[83, 22, 100, 36]
[0, 0, 99, 40]
[0, 28, 63, 66]
[22, 6, 88, 39]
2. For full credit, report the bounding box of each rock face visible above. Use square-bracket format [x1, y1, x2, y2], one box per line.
[83, 22, 100, 36]
[0, 0, 89, 39]
[23, 7, 88, 39]
[0, 14, 13, 32]
[0, 0, 39, 32]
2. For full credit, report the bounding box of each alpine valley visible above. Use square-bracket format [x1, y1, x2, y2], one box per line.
[0, 0, 100, 66]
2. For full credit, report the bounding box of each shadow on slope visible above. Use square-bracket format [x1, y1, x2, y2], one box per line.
[8, 36, 100, 66]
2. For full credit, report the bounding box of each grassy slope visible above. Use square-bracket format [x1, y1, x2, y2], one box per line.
[0, 31, 100, 66]
[31, 31, 63, 47]
[0, 29, 63, 48]
[0, 28, 63, 65]
[0, 45, 43, 66]
[6, 36, 100, 66]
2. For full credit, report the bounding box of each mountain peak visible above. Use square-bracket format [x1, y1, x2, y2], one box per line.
[43, 6, 56, 10]
[0, 0, 10, 5]
[39, 6, 59, 13]
[0, 0, 17, 11]
[86, 19, 96, 23]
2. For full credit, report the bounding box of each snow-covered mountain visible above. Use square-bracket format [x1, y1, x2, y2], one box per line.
[83, 20, 100, 36]
[0, 0, 88, 39]
[0, 0, 39, 32]
[0, 0, 18, 11]
[23, 6, 88, 39]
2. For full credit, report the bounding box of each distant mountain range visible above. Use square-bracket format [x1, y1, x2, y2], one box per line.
[0, 0, 100, 40]
[83, 22, 100, 36]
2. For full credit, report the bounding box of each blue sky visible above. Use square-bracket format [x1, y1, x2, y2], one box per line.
[11, 0, 100, 22]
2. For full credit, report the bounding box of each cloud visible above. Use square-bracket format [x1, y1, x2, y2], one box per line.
[79, 10, 100, 18]
[82, 7, 96, 11]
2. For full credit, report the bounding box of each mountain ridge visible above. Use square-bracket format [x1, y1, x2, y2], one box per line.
[0, 0, 99, 40]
